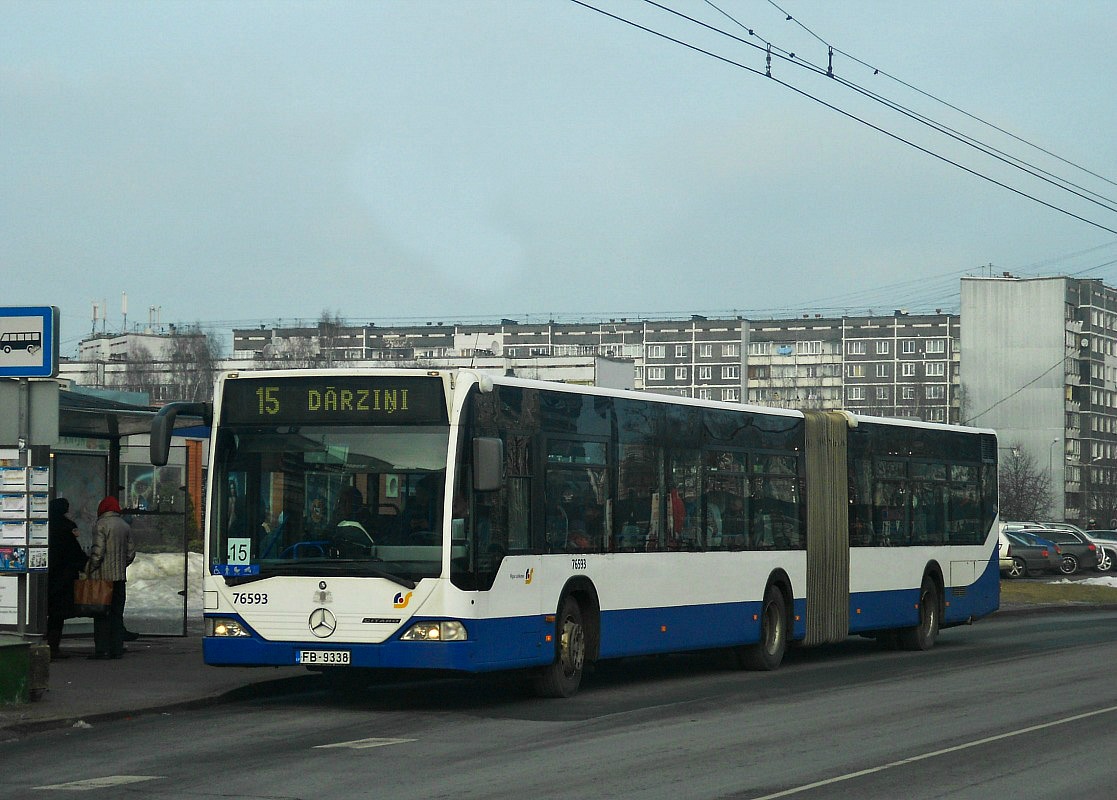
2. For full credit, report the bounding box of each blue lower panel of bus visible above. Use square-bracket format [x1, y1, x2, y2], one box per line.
[597, 601, 764, 660]
[848, 553, 1000, 633]
[203, 555, 999, 670]
[201, 605, 767, 671]
[202, 615, 558, 671]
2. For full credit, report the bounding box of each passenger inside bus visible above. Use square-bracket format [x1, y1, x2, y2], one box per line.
[327, 486, 375, 557]
[398, 473, 442, 544]
[258, 509, 288, 559]
[704, 490, 724, 547]
[721, 494, 748, 549]
[581, 501, 605, 551]
[614, 488, 647, 550]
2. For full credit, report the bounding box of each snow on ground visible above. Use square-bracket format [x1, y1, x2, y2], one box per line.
[124, 551, 204, 617]
[1048, 576, 1117, 588]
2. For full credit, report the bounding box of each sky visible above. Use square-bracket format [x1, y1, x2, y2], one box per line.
[3, 1, 1116, 357]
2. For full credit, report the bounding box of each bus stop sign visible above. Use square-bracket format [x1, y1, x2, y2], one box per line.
[0, 307, 60, 378]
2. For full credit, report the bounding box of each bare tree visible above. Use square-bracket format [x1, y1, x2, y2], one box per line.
[954, 383, 970, 426]
[999, 444, 1052, 521]
[112, 342, 163, 398]
[316, 310, 346, 367]
[164, 325, 221, 402]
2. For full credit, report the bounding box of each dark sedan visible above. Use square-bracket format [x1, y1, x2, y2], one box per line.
[1001, 531, 1061, 578]
[1019, 527, 1098, 575]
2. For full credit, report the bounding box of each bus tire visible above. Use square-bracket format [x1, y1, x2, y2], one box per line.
[898, 576, 940, 651]
[737, 585, 788, 671]
[533, 596, 586, 698]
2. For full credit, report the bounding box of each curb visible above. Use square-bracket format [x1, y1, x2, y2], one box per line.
[0, 674, 318, 737]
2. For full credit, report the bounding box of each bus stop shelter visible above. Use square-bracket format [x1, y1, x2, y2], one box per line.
[1, 382, 204, 637]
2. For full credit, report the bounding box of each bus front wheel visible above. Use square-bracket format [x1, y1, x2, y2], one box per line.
[898, 576, 940, 651]
[533, 596, 586, 698]
[736, 585, 788, 671]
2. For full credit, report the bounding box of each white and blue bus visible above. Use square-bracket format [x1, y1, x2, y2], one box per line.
[151, 368, 999, 697]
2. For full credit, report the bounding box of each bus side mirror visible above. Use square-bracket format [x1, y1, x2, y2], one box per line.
[473, 437, 503, 492]
[150, 401, 212, 466]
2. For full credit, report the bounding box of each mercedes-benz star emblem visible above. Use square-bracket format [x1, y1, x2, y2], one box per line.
[308, 608, 337, 639]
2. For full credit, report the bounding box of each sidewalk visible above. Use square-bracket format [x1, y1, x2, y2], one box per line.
[0, 631, 308, 736]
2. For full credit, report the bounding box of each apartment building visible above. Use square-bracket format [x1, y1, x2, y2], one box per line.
[961, 275, 1117, 527]
[64, 277, 1117, 528]
[230, 313, 959, 420]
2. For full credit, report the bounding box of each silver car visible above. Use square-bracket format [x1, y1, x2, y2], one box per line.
[1083, 529, 1117, 573]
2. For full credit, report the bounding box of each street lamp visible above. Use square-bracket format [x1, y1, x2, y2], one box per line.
[1049, 438, 1060, 521]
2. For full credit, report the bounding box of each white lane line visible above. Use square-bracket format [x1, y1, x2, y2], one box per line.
[34, 775, 160, 791]
[314, 737, 417, 750]
[750, 703, 1117, 800]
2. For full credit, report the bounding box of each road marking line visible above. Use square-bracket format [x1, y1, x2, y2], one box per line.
[34, 775, 160, 791]
[750, 703, 1117, 800]
[314, 737, 417, 750]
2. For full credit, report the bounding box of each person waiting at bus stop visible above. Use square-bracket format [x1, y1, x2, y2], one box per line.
[47, 497, 88, 660]
[87, 495, 136, 660]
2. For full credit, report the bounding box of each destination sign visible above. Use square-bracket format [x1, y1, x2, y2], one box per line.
[221, 376, 447, 425]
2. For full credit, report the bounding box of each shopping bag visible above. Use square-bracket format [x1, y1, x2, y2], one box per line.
[73, 574, 113, 617]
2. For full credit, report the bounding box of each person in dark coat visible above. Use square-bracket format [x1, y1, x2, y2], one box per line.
[47, 497, 88, 660]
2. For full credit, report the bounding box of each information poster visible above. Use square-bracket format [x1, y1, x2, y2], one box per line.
[0, 520, 26, 545]
[0, 576, 15, 625]
[0, 546, 28, 572]
[0, 493, 27, 519]
[0, 467, 27, 490]
[27, 547, 48, 572]
[28, 520, 48, 546]
[29, 467, 49, 490]
[28, 493, 49, 518]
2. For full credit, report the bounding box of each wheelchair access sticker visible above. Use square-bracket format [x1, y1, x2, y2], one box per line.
[213, 564, 261, 576]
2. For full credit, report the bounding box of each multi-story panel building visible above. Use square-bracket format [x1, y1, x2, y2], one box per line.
[233, 317, 749, 400]
[230, 313, 959, 420]
[742, 313, 960, 422]
[961, 275, 1117, 527]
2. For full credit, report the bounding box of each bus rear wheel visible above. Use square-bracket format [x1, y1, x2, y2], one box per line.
[898, 576, 940, 651]
[533, 597, 586, 698]
[736, 585, 788, 671]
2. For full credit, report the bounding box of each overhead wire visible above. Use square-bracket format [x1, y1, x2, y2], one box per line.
[963, 356, 1066, 426]
[747, 2, 1117, 213]
[630, 0, 1117, 224]
[765, 0, 1117, 192]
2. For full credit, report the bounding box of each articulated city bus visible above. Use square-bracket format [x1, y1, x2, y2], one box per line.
[151, 368, 999, 697]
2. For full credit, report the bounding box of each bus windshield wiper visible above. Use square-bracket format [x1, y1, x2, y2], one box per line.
[354, 563, 417, 589]
[266, 559, 417, 589]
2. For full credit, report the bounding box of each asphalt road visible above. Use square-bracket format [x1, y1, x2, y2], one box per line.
[5, 608, 1116, 800]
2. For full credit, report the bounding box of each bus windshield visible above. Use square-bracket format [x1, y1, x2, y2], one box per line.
[212, 424, 450, 583]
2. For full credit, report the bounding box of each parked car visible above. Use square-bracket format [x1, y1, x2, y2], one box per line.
[998, 532, 1014, 573]
[1083, 529, 1117, 573]
[1000, 521, 1044, 536]
[1001, 531, 1061, 578]
[1019, 527, 1098, 575]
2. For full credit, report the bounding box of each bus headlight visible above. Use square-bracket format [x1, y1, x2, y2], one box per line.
[206, 617, 255, 637]
[400, 621, 467, 642]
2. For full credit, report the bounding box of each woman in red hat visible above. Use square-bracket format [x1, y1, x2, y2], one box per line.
[87, 496, 136, 659]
